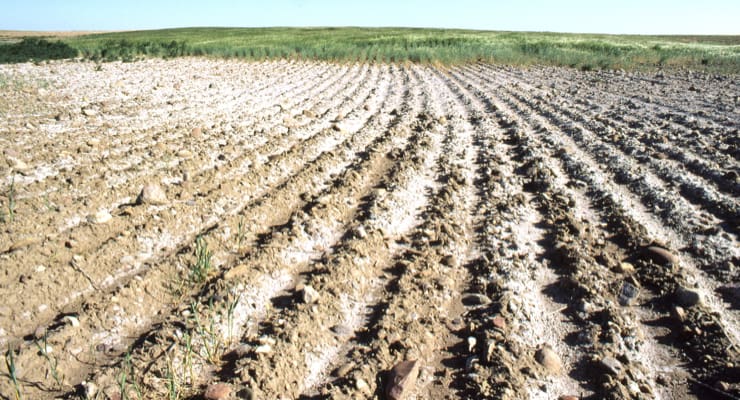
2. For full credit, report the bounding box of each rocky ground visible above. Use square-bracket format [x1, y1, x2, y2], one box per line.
[0, 59, 738, 400]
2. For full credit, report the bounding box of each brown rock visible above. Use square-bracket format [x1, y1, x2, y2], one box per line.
[535, 345, 562, 374]
[492, 315, 506, 330]
[191, 127, 203, 138]
[386, 360, 420, 400]
[643, 246, 678, 266]
[559, 396, 579, 400]
[204, 383, 232, 400]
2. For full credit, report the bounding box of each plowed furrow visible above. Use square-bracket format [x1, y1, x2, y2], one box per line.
[2, 60, 738, 400]
[494, 64, 739, 131]
[0, 67, 394, 397]
[42, 65, 412, 399]
[495, 77, 740, 236]
[458, 67, 739, 398]
[438, 67, 590, 399]
[563, 95, 740, 198]
[454, 67, 720, 397]
[474, 64, 739, 167]
[481, 71, 738, 283]
[494, 66, 740, 201]
[2, 60, 328, 190]
[0, 62, 355, 247]
[211, 69, 433, 399]
[0, 64, 378, 343]
[311, 66, 477, 400]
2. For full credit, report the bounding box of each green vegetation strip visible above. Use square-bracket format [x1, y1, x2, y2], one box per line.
[1, 27, 739, 72]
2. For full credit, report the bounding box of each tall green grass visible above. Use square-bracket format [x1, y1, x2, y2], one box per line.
[1, 27, 738, 72]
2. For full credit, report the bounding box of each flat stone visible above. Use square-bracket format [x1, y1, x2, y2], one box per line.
[599, 356, 624, 376]
[670, 306, 687, 322]
[462, 293, 492, 306]
[386, 360, 420, 400]
[535, 345, 562, 374]
[440, 254, 459, 268]
[302, 109, 316, 118]
[204, 383, 232, 400]
[334, 362, 355, 378]
[7, 156, 28, 171]
[330, 324, 352, 337]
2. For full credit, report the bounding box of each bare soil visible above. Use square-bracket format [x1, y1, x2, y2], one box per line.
[0, 59, 737, 400]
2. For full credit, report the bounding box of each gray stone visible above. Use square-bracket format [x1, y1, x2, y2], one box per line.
[675, 286, 703, 308]
[618, 281, 640, 306]
[599, 356, 624, 376]
[302, 285, 320, 304]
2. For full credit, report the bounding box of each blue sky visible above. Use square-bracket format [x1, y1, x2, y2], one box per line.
[1, 0, 738, 35]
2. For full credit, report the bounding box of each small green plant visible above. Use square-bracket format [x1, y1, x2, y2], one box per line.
[3, 177, 16, 223]
[190, 301, 222, 365]
[182, 332, 195, 386]
[226, 294, 241, 346]
[117, 352, 142, 400]
[235, 217, 246, 248]
[34, 332, 63, 389]
[165, 353, 180, 400]
[190, 236, 213, 284]
[4, 345, 22, 400]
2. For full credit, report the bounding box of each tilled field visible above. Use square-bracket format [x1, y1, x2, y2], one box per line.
[0, 60, 738, 400]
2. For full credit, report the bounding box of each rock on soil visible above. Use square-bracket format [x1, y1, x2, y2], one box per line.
[204, 383, 232, 400]
[386, 360, 420, 400]
[137, 183, 168, 205]
[675, 286, 704, 308]
[535, 345, 563, 374]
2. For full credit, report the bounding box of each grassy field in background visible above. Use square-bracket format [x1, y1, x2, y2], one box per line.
[1, 27, 739, 72]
